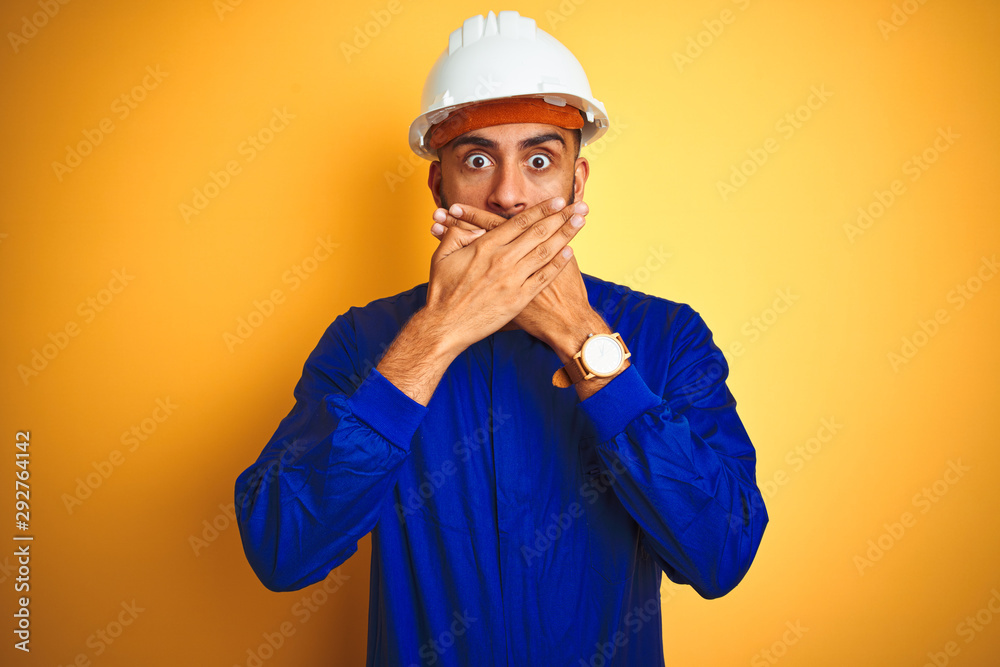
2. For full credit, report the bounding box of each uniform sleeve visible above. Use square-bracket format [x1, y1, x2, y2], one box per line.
[578, 307, 768, 599]
[234, 314, 427, 592]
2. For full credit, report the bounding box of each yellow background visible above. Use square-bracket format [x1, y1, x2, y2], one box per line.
[2, 0, 999, 665]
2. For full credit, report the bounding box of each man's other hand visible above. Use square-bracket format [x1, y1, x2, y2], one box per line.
[432, 198, 604, 363]
[425, 197, 586, 355]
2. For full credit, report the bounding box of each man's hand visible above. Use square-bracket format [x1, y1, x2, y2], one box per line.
[377, 198, 585, 405]
[432, 199, 608, 364]
[432, 199, 628, 400]
[425, 197, 586, 352]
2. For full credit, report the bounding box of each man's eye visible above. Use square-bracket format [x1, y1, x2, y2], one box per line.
[528, 154, 552, 170]
[464, 154, 494, 169]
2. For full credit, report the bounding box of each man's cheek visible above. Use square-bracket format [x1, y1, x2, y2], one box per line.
[437, 181, 451, 210]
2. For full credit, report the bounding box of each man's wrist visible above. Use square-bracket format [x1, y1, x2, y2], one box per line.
[548, 308, 633, 400]
[549, 308, 612, 363]
[408, 306, 465, 361]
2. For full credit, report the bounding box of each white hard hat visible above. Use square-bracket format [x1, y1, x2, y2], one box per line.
[408, 10, 609, 160]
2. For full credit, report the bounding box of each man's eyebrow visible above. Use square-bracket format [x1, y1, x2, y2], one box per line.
[450, 135, 497, 151]
[449, 132, 567, 152]
[519, 133, 565, 151]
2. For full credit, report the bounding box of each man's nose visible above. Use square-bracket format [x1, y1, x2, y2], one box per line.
[487, 162, 527, 218]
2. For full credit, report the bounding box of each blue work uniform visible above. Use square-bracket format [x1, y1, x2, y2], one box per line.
[235, 274, 768, 666]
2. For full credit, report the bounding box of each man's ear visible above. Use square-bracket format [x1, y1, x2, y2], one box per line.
[428, 160, 443, 208]
[573, 156, 590, 202]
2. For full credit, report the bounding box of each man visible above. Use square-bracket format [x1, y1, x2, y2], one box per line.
[235, 11, 767, 666]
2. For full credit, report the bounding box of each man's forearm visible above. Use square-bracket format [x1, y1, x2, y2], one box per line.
[376, 307, 463, 406]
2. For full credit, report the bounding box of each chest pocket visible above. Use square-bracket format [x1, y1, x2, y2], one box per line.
[580, 449, 640, 584]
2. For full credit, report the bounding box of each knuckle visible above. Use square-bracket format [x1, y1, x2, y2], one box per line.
[534, 243, 551, 261]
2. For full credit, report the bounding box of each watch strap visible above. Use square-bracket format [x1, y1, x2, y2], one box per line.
[552, 357, 588, 388]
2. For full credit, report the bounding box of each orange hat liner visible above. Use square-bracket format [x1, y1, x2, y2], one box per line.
[427, 98, 584, 150]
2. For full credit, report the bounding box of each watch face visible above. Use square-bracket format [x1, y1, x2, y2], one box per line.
[581, 335, 624, 376]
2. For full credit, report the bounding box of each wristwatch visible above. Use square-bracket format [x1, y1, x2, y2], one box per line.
[552, 333, 631, 388]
